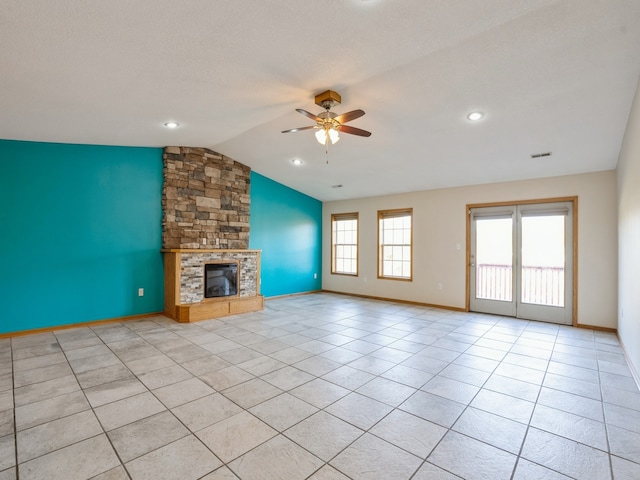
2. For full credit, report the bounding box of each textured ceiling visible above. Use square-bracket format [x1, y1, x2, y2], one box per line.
[2, 1, 639, 201]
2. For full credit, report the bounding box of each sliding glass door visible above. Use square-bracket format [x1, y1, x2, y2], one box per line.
[469, 202, 573, 325]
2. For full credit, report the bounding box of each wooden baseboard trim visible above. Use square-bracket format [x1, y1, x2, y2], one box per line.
[321, 290, 466, 312]
[264, 290, 323, 301]
[618, 333, 640, 392]
[0, 312, 165, 339]
[575, 323, 617, 333]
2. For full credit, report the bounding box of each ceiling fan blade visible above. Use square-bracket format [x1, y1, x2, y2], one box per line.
[281, 125, 317, 133]
[338, 125, 372, 137]
[296, 109, 321, 122]
[334, 109, 365, 124]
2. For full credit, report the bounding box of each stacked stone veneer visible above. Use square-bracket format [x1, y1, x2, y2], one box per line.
[180, 251, 259, 304]
[163, 146, 250, 249]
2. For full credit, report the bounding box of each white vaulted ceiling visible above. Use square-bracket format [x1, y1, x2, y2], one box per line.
[1, 1, 639, 201]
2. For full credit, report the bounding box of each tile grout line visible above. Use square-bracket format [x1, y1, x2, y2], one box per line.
[61, 324, 134, 480]
[216, 305, 427, 479]
[116, 315, 325, 480]
[10, 337, 18, 480]
[232, 312, 364, 479]
[90, 321, 165, 480]
[104, 319, 221, 478]
[189, 313, 339, 480]
[11, 325, 171, 477]
[597, 335, 616, 480]
[106, 316, 265, 477]
[388, 311, 473, 480]
[294, 305, 434, 480]
[408, 312, 512, 480]
[508, 320, 557, 480]
[285, 297, 639, 477]
[291, 309, 492, 479]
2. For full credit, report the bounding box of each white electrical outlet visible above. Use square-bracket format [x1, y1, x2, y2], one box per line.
[202, 238, 207, 245]
[138, 288, 144, 297]
[437, 282, 443, 290]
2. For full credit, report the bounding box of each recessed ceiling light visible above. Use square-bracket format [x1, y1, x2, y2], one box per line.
[291, 158, 303, 166]
[164, 121, 180, 129]
[467, 112, 484, 121]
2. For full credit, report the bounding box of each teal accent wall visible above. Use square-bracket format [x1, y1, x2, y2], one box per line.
[0, 140, 164, 334]
[250, 171, 322, 296]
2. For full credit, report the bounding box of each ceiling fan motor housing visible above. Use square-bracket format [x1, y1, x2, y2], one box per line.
[315, 90, 341, 109]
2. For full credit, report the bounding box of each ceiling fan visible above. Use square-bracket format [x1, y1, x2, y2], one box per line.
[282, 90, 371, 146]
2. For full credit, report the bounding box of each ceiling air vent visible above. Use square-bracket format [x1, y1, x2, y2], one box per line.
[530, 152, 552, 159]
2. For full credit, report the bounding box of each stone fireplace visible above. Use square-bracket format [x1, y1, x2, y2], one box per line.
[162, 146, 263, 322]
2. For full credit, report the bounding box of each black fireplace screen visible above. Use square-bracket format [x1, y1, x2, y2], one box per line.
[204, 263, 238, 298]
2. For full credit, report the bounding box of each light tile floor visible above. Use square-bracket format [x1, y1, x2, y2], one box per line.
[1, 293, 640, 479]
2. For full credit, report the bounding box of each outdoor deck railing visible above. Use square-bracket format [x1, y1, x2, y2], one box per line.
[476, 263, 564, 306]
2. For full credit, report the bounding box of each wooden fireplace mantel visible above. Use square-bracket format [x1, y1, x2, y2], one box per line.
[161, 249, 262, 254]
[163, 249, 264, 323]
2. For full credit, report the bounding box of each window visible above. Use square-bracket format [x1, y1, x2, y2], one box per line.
[378, 208, 413, 280]
[331, 213, 359, 275]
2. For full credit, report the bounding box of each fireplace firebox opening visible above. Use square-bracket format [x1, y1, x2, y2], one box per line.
[204, 262, 239, 298]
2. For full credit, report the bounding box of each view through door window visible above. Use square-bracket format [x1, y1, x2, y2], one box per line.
[475, 217, 513, 302]
[476, 215, 565, 307]
[521, 215, 565, 307]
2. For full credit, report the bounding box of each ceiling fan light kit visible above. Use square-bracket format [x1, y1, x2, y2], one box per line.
[282, 89, 371, 149]
[315, 127, 340, 145]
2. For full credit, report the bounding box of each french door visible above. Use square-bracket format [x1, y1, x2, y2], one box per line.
[469, 201, 574, 325]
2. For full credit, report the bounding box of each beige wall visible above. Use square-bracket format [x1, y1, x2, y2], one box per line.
[617, 77, 640, 379]
[323, 170, 618, 329]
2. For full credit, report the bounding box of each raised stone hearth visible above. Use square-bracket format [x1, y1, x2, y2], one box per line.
[163, 249, 263, 323]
